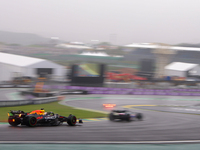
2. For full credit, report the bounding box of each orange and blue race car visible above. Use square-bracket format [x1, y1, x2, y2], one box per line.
[7, 108, 82, 127]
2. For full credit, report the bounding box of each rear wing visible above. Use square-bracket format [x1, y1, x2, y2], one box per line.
[8, 110, 24, 116]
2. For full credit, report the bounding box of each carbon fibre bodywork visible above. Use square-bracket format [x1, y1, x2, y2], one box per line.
[109, 110, 143, 121]
[8, 109, 82, 127]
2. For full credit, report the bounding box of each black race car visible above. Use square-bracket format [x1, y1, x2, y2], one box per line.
[7, 109, 82, 127]
[109, 110, 143, 121]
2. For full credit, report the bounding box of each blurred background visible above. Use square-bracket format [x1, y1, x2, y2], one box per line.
[1, 34, 200, 89]
[1, 0, 200, 149]
[1, 0, 200, 89]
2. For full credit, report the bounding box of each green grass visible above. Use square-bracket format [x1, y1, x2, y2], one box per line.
[0, 102, 107, 122]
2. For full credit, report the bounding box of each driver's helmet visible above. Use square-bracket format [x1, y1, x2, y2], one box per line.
[40, 109, 45, 115]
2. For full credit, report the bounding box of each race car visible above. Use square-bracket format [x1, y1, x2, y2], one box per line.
[109, 109, 143, 121]
[7, 108, 83, 127]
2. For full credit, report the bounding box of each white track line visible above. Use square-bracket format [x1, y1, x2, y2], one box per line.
[1, 140, 200, 144]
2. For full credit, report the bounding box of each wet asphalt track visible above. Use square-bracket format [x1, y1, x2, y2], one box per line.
[1, 94, 200, 143]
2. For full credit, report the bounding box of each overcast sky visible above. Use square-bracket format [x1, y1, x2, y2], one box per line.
[0, 0, 200, 45]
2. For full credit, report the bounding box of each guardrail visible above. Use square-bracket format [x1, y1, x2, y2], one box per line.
[1, 82, 200, 107]
[1, 80, 200, 89]
[0, 97, 58, 107]
[62, 86, 200, 96]
[0, 84, 33, 88]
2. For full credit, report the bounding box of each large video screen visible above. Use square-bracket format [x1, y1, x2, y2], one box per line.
[75, 63, 100, 77]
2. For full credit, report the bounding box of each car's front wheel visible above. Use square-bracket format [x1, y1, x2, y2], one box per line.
[136, 113, 143, 120]
[67, 115, 77, 126]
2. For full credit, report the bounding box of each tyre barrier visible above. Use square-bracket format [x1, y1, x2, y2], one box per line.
[0, 89, 88, 107]
[60, 90, 88, 95]
[20, 90, 88, 98]
[20, 90, 58, 97]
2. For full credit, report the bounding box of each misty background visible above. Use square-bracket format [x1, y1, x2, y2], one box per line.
[0, 0, 200, 45]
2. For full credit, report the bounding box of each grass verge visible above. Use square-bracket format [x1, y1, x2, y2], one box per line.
[0, 101, 107, 122]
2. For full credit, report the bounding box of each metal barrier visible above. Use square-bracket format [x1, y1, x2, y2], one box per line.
[1, 80, 200, 89]
[1, 80, 200, 107]
[0, 97, 58, 107]
[0, 84, 33, 88]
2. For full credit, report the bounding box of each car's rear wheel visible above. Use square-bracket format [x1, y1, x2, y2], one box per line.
[8, 116, 20, 126]
[126, 114, 131, 121]
[67, 115, 77, 126]
[26, 116, 37, 127]
[109, 113, 114, 121]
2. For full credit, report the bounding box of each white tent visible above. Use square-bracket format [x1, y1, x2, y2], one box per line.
[55, 43, 93, 49]
[80, 52, 109, 57]
[0, 52, 66, 81]
[164, 62, 200, 77]
[124, 43, 200, 52]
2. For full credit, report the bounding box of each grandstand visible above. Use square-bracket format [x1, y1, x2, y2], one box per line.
[124, 43, 200, 64]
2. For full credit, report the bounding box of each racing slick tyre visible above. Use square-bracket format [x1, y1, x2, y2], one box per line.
[136, 113, 143, 120]
[67, 115, 77, 126]
[8, 116, 20, 126]
[109, 113, 114, 121]
[26, 116, 37, 127]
